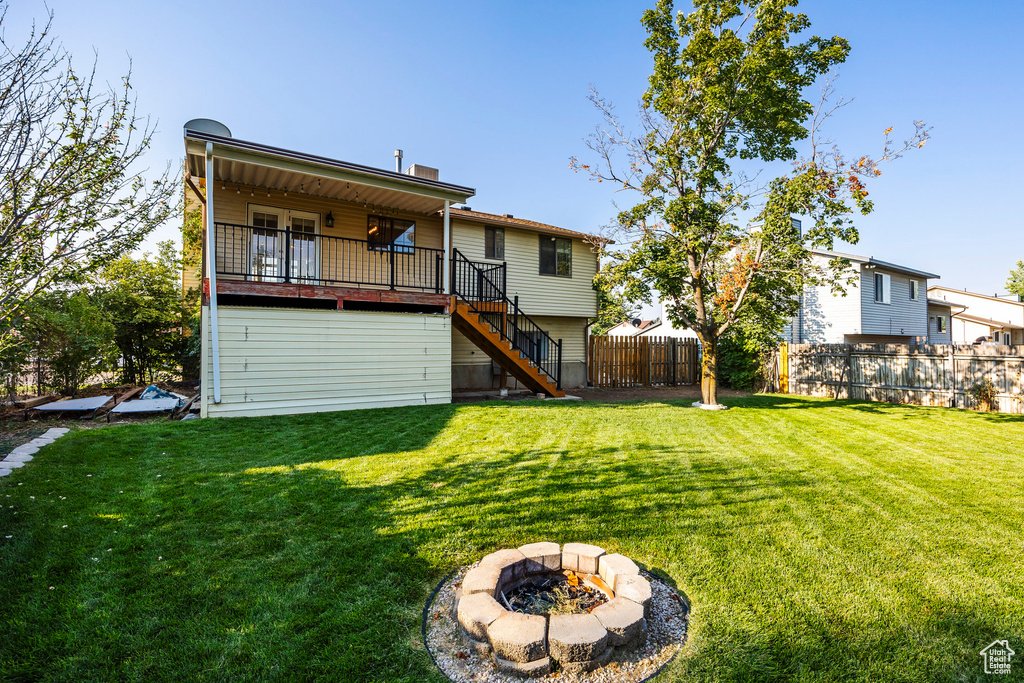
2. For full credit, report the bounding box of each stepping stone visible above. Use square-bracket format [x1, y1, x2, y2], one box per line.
[561, 543, 606, 574]
[592, 596, 646, 646]
[9, 446, 39, 456]
[4, 454, 32, 463]
[599, 553, 640, 591]
[457, 592, 505, 641]
[517, 541, 560, 574]
[0, 469, 12, 477]
[548, 613, 609, 663]
[42, 428, 69, 437]
[486, 612, 547, 663]
[2, 460, 25, 469]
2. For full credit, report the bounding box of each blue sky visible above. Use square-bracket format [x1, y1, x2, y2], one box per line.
[5, 0, 1022, 298]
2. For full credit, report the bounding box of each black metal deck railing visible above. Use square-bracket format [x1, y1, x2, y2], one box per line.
[451, 249, 563, 390]
[214, 222, 444, 292]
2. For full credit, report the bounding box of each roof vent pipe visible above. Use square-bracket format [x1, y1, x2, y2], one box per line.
[394, 149, 403, 173]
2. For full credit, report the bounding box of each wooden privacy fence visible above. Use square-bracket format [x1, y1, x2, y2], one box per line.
[781, 343, 1024, 413]
[589, 336, 698, 388]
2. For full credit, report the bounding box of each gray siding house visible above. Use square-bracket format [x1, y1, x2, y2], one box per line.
[785, 249, 940, 344]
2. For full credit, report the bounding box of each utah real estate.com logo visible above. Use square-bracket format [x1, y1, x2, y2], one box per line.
[981, 640, 1015, 675]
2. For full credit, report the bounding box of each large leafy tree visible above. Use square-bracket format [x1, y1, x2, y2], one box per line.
[0, 9, 177, 352]
[1007, 260, 1024, 300]
[97, 241, 186, 385]
[575, 0, 927, 405]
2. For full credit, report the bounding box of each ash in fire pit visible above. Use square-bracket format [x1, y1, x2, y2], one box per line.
[502, 570, 609, 615]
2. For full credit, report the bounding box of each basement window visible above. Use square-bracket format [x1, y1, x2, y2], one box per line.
[539, 236, 572, 277]
[485, 226, 504, 259]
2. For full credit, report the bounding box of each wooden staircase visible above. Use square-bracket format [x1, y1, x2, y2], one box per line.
[451, 301, 564, 398]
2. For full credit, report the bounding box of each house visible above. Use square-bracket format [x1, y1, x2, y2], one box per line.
[927, 285, 1024, 345]
[182, 120, 599, 418]
[637, 302, 700, 341]
[606, 319, 658, 337]
[784, 249, 940, 344]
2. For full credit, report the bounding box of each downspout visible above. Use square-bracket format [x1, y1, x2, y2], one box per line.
[205, 143, 222, 403]
[443, 200, 451, 294]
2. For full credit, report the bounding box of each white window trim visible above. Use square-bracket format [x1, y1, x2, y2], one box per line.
[246, 204, 321, 281]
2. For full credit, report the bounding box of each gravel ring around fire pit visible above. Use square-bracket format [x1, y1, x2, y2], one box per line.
[423, 562, 689, 682]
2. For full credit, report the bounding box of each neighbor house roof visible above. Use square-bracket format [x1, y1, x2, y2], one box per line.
[449, 207, 609, 243]
[811, 248, 940, 280]
[928, 285, 1024, 307]
[953, 311, 1024, 330]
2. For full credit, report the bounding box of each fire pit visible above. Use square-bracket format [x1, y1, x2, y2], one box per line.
[454, 542, 652, 676]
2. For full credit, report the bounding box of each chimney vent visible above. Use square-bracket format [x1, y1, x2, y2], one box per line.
[405, 164, 439, 181]
[394, 149, 403, 173]
[503, 213, 514, 218]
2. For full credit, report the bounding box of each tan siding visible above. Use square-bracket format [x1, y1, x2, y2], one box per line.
[208, 185, 443, 287]
[451, 219, 598, 318]
[452, 316, 588, 367]
[201, 306, 451, 418]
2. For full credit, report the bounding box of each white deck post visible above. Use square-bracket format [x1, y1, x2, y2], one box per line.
[205, 143, 222, 403]
[443, 199, 451, 294]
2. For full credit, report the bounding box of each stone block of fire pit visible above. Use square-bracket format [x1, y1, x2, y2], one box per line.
[614, 574, 653, 616]
[591, 596, 646, 646]
[547, 613, 610, 663]
[487, 612, 548, 663]
[598, 553, 640, 591]
[561, 543, 606, 574]
[558, 646, 614, 674]
[494, 654, 551, 677]
[462, 565, 502, 597]
[457, 592, 506, 641]
[480, 548, 528, 587]
[517, 541, 561, 574]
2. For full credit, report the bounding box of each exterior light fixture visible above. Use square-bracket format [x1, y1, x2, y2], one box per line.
[325, 211, 334, 228]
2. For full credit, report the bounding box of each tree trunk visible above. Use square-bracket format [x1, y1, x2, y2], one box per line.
[701, 337, 718, 405]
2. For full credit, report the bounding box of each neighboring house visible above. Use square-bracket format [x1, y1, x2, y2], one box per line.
[606, 319, 658, 337]
[637, 302, 700, 341]
[927, 285, 1024, 345]
[925, 298, 955, 344]
[182, 120, 599, 418]
[784, 249, 939, 344]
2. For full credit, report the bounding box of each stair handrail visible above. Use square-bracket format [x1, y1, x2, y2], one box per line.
[451, 249, 563, 390]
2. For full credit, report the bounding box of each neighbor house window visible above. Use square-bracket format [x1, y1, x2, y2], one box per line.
[874, 272, 891, 304]
[909, 279, 919, 300]
[539, 236, 572, 277]
[936, 316, 947, 333]
[485, 226, 504, 259]
[367, 215, 415, 253]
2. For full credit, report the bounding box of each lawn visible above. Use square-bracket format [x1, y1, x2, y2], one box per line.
[1, 395, 1022, 682]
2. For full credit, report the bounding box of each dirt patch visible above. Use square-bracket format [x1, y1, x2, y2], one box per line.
[571, 385, 749, 402]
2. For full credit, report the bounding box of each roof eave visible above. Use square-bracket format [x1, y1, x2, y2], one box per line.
[184, 130, 475, 203]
